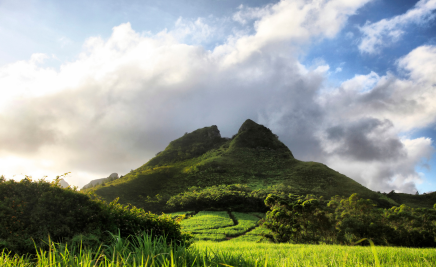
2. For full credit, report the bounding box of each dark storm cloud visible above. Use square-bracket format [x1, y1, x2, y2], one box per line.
[325, 118, 406, 162]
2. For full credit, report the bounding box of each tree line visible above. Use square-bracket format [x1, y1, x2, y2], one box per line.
[262, 193, 436, 247]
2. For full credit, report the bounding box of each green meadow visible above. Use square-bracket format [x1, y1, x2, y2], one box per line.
[192, 241, 436, 267]
[2, 210, 435, 266]
[2, 239, 435, 266]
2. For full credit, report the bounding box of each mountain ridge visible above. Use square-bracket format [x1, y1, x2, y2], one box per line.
[83, 119, 436, 212]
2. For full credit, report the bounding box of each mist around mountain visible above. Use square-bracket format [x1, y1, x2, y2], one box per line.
[82, 119, 436, 212]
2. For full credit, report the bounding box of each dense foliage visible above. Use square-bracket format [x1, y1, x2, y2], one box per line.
[263, 194, 333, 244]
[166, 184, 294, 212]
[0, 175, 192, 255]
[263, 193, 436, 247]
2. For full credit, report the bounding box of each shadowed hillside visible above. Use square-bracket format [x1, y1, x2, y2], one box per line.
[83, 119, 435, 212]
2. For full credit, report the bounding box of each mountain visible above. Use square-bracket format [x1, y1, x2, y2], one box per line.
[59, 179, 69, 188]
[83, 119, 436, 212]
[81, 173, 119, 190]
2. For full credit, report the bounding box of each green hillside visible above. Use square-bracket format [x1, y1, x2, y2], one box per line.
[83, 119, 435, 212]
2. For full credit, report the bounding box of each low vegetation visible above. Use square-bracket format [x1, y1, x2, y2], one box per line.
[0, 176, 192, 256]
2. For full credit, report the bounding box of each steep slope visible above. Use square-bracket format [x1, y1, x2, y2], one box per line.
[84, 119, 429, 212]
[82, 173, 119, 190]
[386, 191, 436, 208]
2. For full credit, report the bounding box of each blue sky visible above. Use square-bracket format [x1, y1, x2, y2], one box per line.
[0, 0, 435, 193]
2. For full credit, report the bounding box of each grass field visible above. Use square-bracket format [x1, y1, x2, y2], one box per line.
[3, 233, 435, 266]
[180, 211, 267, 242]
[180, 211, 234, 232]
[194, 212, 259, 236]
[230, 224, 272, 242]
[3, 211, 435, 266]
[192, 241, 436, 266]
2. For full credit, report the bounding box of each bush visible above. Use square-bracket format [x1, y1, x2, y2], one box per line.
[0, 175, 192, 256]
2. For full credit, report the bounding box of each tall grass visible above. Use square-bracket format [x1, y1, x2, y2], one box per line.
[1, 232, 194, 267]
[193, 241, 436, 267]
[2, 233, 435, 266]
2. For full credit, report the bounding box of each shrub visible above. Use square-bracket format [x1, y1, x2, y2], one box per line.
[0, 175, 192, 256]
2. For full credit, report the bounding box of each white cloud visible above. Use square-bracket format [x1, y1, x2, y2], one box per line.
[359, 0, 436, 54]
[317, 45, 436, 192]
[232, 4, 273, 25]
[0, 0, 434, 194]
[397, 45, 436, 84]
[340, 71, 380, 92]
[215, 0, 373, 66]
[171, 17, 215, 45]
[324, 45, 436, 132]
[345, 31, 354, 39]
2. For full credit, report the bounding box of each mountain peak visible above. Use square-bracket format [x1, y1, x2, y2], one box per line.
[145, 125, 226, 167]
[86, 119, 433, 213]
[231, 119, 292, 155]
[238, 119, 260, 134]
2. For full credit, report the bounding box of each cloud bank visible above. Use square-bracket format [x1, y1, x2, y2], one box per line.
[0, 0, 434, 193]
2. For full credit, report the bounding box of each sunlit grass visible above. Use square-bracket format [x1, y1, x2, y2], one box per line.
[1, 232, 193, 267]
[180, 211, 234, 232]
[194, 212, 259, 237]
[193, 241, 436, 267]
[2, 233, 435, 266]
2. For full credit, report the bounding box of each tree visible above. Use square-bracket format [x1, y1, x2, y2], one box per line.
[328, 193, 390, 245]
[263, 193, 333, 244]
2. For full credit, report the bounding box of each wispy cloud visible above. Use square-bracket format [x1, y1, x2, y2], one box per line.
[359, 0, 436, 54]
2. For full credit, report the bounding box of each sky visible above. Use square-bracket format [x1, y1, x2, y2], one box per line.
[1, 0, 436, 193]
